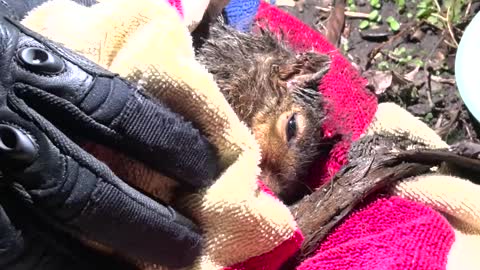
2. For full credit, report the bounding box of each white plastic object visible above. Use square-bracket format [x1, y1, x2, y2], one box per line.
[455, 12, 480, 122]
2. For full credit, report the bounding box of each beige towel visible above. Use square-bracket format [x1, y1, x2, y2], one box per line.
[21, 1, 480, 269]
[22, 0, 298, 269]
[367, 102, 480, 270]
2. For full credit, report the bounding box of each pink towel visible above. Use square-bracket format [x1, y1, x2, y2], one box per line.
[170, 2, 456, 269]
[297, 196, 454, 270]
[93, 1, 457, 269]
[254, 2, 377, 188]
[21, 1, 458, 269]
[252, 2, 455, 270]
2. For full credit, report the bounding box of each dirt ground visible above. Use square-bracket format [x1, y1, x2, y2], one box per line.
[274, 0, 480, 144]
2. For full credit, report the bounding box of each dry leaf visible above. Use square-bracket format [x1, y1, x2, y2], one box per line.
[404, 66, 420, 82]
[364, 70, 393, 94]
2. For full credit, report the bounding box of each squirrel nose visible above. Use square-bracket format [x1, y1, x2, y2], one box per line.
[0, 125, 37, 166]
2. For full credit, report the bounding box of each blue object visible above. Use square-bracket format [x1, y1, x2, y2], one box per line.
[223, 0, 260, 32]
[455, 12, 480, 122]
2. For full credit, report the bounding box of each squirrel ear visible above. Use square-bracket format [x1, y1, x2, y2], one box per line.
[278, 53, 331, 90]
[296, 53, 331, 75]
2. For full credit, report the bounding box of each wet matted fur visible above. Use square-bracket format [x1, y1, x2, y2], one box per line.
[195, 20, 331, 204]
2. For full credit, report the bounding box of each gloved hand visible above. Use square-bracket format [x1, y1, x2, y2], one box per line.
[0, 15, 218, 270]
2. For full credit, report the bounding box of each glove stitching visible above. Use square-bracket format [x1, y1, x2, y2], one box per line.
[6, 90, 190, 231]
[85, 77, 115, 123]
[16, 79, 131, 138]
[76, 75, 96, 106]
[79, 179, 186, 228]
[12, 84, 118, 137]
[108, 88, 134, 130]
[56, 153, 75, 220]
[0, 121, 77, 221]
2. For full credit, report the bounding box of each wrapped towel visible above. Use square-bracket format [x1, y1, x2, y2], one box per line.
[21, 0, 480, 269]
[22, 0, 300, 269]
[295, 102, 480, 270]
[233, 2, 480, 269]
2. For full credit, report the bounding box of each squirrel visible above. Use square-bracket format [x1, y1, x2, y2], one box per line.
[195, 20, 332, 204]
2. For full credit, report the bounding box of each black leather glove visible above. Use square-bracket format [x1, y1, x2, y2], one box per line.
[0, 15, 218, 270]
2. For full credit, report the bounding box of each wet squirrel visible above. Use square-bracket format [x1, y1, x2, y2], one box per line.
[194, 20, 331, 204]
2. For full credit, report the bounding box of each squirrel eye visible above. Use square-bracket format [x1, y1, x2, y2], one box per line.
[286, 113, 298, 142]
[277, 111, 306, 145]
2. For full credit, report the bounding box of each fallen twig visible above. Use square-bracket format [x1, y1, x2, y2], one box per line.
[462, 118, 474, 141]
[315, 6, 370, 19]
[426, 73, 435, 108]
[422, 34, 443, 110]
[443, 39, 457, 48]
[465, 0, 473, 17]
[431, 75, 456, 85]
[446, 6, 460, 47]
[324, 0, 347, 47]
[433, 0, 442, 12]
[435, 113, 445, 130]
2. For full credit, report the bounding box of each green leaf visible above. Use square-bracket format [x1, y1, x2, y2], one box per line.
[426, 15, 439, 26]
[445, 0, 466, 24]
[347, 0, 357, 10]
[399, 58, 408, 64]
[369, 0, 381, 8]
[368, 10, 380, 21]
[359, 20, 370, 29]
[392, 47, 406, 56]
[395, 0, 406, 11]
[425, 112, 433, 121]
[386, 16, 401, 31]
[412, 58, 424, 67]
[407, 12, 413, 18]
[416, 0, 436, 19]
[417, 0, 428, 9]
[377, 61, 390, 70]
[416, 8, 429, 18]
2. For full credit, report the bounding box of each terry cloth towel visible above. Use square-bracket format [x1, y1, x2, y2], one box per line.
[22, 0, 480, 270]
[228, 1, 480, 270]
[294, 102, 480, 270]
[253, 1, 379, 188]
[21, 0, 301, 269]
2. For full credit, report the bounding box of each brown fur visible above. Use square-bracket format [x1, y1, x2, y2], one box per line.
[195, 21, 331, 204]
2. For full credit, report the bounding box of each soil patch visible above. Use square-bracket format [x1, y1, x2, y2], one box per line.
[275, 0, 480, 143]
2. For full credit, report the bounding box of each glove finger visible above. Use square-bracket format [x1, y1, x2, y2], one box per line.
[0, 106, 202, 267]
[6, 17, 218, 189]
[0, 191, 139, 270]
